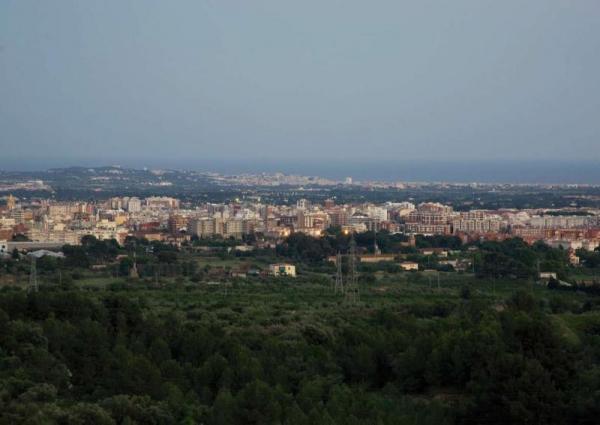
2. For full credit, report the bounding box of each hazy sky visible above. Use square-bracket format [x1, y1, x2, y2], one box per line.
[1, 0, 599, 166]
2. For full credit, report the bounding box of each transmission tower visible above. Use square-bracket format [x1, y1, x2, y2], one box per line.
[345, 237, 360, 304]
[29, 256, 38, 292]
[334, 252, 344, 293]
[129, 251, 139, 279]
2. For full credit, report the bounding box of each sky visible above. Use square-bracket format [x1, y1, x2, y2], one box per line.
[1, 1, 599, 169]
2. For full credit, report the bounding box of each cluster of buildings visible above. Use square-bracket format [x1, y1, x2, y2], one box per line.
[401, 202, 600, 253]
[403, 203, 504, 236]
[214, 172, 339, 187]
[1, 194, 600, 257]
[0, 180, 50, 192]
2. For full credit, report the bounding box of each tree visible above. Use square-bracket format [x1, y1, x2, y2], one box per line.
[158, 251, 178, 264]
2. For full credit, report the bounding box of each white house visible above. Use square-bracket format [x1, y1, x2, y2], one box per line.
[400, 261, 419, 271]
[269, 263, 297, 277]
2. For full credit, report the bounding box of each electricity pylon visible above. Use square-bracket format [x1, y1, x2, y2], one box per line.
[344, 237, 360, 304]
[334, 252, 344, 293]
[28, 256, 38, 292]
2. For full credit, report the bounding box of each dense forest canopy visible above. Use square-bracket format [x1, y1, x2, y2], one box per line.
[0, 280, 600, 424]
[1, 233, 600, 423]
